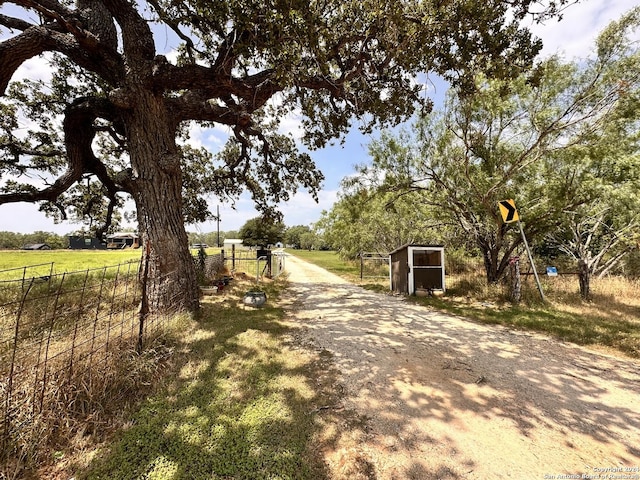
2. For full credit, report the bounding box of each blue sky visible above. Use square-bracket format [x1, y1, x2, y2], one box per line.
[0, 0, 636, 235]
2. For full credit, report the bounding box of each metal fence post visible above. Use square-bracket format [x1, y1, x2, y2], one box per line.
[3, 278, 35, 448]
[138, 246, 151, 353]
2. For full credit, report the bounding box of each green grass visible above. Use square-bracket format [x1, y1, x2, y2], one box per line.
[0, 249, 142, 279]
[412, 296, 640, 358]
[287, 250, 389, 294]
[288, 249, 361, 279]
[291, 250, 640, 358]
[77, 278, 330, 480]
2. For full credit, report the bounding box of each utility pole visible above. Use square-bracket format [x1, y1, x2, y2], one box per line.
[217, 205, 221, 248]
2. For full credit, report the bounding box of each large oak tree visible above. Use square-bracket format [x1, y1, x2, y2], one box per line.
[0, 0, 569, 311]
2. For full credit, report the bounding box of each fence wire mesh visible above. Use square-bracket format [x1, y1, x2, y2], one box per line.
[359, 253, 390, 280]
[0, 259, 183, 461]
[222, 249, 284, 281]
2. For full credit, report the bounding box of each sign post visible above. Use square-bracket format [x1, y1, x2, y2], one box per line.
[498, 200, 545, 301]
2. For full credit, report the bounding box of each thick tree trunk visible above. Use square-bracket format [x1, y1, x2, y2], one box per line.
[482, 246, 500, 284]
[578, 259, 590, 300]
[127, 91, 199, 313]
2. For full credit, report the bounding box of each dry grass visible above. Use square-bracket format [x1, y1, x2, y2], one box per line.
[78, 274, 333, 480]
[415, 273, 640, 358]
[0, 264, 186, 479]
[1, 326, 185, 480]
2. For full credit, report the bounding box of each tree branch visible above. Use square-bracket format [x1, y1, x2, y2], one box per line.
[0, 96, 124, 206]
[100, 0, 155, 62]
[0, 27, 55, 94]
[0, 13, 34, 31]
[146, 0, 200, 62]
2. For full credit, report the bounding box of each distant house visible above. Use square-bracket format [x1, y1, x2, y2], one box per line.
[106, 232, 139, 249]
[69, 236, 107, 250]
[22, 243, 51, 250]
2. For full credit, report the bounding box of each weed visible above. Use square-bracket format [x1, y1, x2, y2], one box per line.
[1, 322, 186, 480]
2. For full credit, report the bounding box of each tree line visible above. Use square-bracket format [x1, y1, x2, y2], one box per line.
[0, 222, 324, 251]
[0, 231, 69, 250]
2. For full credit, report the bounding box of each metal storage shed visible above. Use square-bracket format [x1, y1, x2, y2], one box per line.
[390, 244, 445, 295]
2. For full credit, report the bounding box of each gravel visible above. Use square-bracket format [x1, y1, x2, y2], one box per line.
[283, 255, 640, 479]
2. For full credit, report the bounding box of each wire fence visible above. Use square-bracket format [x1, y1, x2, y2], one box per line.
[443, 251, 638, 301]
[358, 249, 634, 301]
[359, 252, 390, 280]
[221, 249, 285, 281]
[0, 259, 184, 465]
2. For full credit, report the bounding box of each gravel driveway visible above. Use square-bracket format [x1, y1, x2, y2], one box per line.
[283, 255, 640, 479]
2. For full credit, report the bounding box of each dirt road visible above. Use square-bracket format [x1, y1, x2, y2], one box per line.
[283, 255, 640, 479]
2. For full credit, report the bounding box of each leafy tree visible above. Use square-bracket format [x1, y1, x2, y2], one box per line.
[6, 231, 69, 249]
[239, 217, 285, 247]
[0, 0, 570, 311]
[284, 225, 311, 249]
[550, 202, 639, 298]
[223, 230, 240, 241]
[356, 9, 640, 283]
[317, 187, 440, 258]
[299, 230, 320, 250]
[543, 9, 640, 297]
[0, 231, 22, 249]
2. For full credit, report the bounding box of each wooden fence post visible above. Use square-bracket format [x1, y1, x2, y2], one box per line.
[138, 244, 151, 353]
[509, 256, 521, 303]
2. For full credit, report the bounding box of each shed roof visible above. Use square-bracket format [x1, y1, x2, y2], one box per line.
[389, 243, 444, 255]
[107, 232, 138, 239]
[23, 243, 51, 250]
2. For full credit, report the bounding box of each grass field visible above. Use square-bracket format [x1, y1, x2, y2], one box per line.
[288, 249, 363, 279]
[288, 249, 640, 358]
[0, 247, 225, 281]
[0, 249, 143, 279]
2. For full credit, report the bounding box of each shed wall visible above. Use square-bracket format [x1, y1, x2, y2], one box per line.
[391, 247, 409, 294]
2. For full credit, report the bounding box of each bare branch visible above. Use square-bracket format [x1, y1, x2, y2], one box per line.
[146, 0, 201, 62]
[0, 13, 34, 31]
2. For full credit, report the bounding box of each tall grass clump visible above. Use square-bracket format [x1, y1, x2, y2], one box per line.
[1, 320, 188, 480]
[0, 260, 190, 479]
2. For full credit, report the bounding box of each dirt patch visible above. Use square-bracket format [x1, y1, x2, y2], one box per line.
[283, 255, 640, 479]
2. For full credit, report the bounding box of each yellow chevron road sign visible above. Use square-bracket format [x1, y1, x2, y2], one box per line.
[498, 199, 519, 223]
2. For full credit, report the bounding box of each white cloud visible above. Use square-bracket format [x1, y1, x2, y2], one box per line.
[280, 189, 339, 227]
[529, 0, 636, 59]
[14, 54, 53, 83]
[277, 110, 305, 139]
[0, 203, 72, 234]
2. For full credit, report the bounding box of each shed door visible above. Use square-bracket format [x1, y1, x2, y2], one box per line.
[408, 248, 444, 293]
